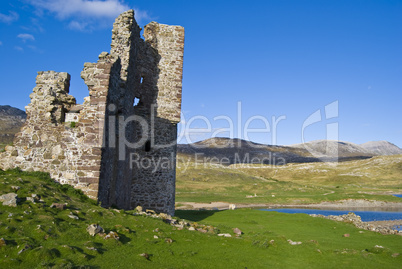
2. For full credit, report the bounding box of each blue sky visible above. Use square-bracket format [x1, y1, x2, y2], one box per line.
[0, 0, 401, 147]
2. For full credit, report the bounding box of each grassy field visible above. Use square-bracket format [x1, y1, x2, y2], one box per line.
[0, 168, 401, 268]
[176, 155, 402, 205]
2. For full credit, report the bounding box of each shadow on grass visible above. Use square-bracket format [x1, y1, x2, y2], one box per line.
[175, 210, 218, 222]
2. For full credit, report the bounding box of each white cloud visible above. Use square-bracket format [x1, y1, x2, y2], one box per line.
[27, 0, 151, 31]
[28, 0, 130, 19]
[27, 45, 44, 53]
[133, 8, 150, 22]
[14, 46, 24, 52]
[17, 33, 35, 42]
[68, 21, 89, 31]
[21, 18, 45, 33]
[0, 11, 19, 23]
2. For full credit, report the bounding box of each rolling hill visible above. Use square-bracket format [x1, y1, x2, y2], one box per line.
[361, 141, 402, 156]
[178, 138, 402, 165]
[0, 105, 26, 146]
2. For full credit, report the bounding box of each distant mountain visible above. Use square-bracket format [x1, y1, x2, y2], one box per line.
[0, 105, 26, 145]
[360, 141, 402, 156]
[177, 138, 374, 165]
[290, 140, 373, 158]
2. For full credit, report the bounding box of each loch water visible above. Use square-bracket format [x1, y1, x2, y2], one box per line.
[261, 208, 402, 222]
[261, 208, 402, 231]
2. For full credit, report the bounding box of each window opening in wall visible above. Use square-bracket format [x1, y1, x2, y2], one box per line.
[145, 140, 151, 152]
[140, 76, 144, 84]
[133, 97, 140, 107]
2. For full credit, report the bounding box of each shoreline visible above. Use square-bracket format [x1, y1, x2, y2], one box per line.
[176, 199, 402, 235]
[176, 199, 402, 211]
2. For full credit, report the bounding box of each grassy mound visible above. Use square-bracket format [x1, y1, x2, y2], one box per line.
[0, 169, 401, 268]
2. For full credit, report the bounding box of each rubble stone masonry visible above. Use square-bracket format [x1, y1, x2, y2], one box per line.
[0, 10, 184, 216]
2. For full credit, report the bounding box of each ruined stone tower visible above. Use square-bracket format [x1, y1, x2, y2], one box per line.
[0, 10, 184, 216]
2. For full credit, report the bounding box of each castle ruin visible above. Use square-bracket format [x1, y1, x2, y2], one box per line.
[0, 10, 184, 216]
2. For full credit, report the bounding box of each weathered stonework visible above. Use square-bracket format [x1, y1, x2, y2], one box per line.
[0, 10, 184, 216]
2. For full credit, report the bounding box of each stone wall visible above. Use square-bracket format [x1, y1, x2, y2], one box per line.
[0, 10, 184, 215]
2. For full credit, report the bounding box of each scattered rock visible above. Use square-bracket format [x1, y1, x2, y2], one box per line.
[343, 234, 350, 237]
[165, 238, 173, 244]
[18, 244, 31, 255]
[139, 253, 150, 260]
[87, 224, 104, 236]
[104, 231, 119, 240]
[392, 253, 400, 258]
[218, 233, 232, 238]
[16, 178, 23, 182]
[26, 197, 35, 203]
[175, 225, 184, 230]
[287, 239, 302, 245]
[229, 204, 236, 210]
[0, 238, 6, 247]
[158, 213, 170, 220]
[233, 228, 243, 236]
[68, 213, 79, 220]
[50, 203, 66, 210]
[0, 193, 18, 207]
[11, 186, 20, 191]
[146, 209, 156, 214]
[154, 235, 159, 239]
[310, 212, 400, 235]
[135, 205, 143, 212]
[188, 227, 195, 231]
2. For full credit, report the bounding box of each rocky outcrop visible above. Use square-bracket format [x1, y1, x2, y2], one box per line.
[310, 212, 402, 235]
[0, 193, 18, 207]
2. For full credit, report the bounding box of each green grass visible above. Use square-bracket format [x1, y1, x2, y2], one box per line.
[0, 144, 7, 152]
[0, 168, 401, 268]
[176, 155, 402, 204]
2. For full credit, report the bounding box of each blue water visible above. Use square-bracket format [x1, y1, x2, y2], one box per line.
[261, 208, 402, 231]
[393, 194, 402, 198]
[261, 208, 402, 222]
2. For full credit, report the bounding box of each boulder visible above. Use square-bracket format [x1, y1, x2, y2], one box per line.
[68, 213, 79, 220]
[0, 193, 18, 207]
[87, 224, 104, 236]
[104, 231, 119, 240]
[50, 203, 67, 210]
[233, 228, 243, 236]
[218, 233, 232, 237]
